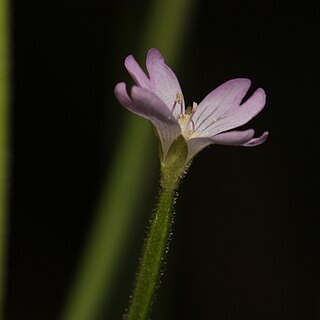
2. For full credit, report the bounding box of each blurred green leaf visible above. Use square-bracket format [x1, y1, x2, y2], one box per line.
[0, 0, 10, 317]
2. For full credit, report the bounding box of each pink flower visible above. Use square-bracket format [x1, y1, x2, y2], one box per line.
[115, 48, 268, 162]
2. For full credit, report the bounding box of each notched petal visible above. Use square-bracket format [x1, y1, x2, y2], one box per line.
[194, 78, 252, 134]
[125, 55, 150, 88]
[145, 48, 184, 116]
[198, 87, 267, 137]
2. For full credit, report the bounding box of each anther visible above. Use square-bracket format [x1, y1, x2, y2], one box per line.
[187, 102, 198, 128]
[192, 102, 198, 112]
[172, 92, 184, 113]
[176, 92, 183, 105]
[176, 92, 184, 114]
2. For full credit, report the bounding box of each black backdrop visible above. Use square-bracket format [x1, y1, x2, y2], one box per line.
[8, 0, 320, 319]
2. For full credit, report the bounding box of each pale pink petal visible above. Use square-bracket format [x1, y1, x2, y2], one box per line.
[186, 129, 268, 161]
[114, 82, 177, 125]
[243, 131, 269, 146]
[114, 82, 133, 109]
[193, 79, 252, 134]
[186, 130, 255, 162]
[155, 125, 184, 159]
[186, 138, 212, 163]
[124, 55, 151, 89]
[130, 86, 179, 126]
[114, 82, 181, 158]
[208, 129, 255, 145]
[146, 48, 184, 118]
[198, 88, 266, 137]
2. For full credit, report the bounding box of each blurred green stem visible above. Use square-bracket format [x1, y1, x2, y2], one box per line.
[61, 0, 196, 319]
[0, 0, 10, 317]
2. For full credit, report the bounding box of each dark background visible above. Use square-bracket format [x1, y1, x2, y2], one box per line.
[8, 0, 320, 319]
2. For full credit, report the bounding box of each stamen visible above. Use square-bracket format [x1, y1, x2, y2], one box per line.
[187, 102, 198, 129]
[176, 92, 184, 114]
[192, 102, 198, 112]
[172, 92, 184, 114]
[185, 106, 192, 115]
[176, 92, 183, 105]
[178, 101, 199, 140]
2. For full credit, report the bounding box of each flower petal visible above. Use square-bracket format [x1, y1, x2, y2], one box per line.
[146, 48, 184, 118]
[130, 85, 179, 126]
[242, 131, 269, 146]
[193, 78, 252, 134]
[114, 82, 177, 125]
[114, 82, 134, 109]
[156, 126, 184, 160]
[208, 129, 255, 145]
[198, 88, 266, 137]
[124, 55, 151, 89]
[186, 129, 268, 162]
[131, 85, 182, 157]
[114, 82, 181, 158]
[186, 138, 212, 163]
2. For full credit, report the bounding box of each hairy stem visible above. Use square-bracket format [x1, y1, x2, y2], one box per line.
[125, 186, 177, 320]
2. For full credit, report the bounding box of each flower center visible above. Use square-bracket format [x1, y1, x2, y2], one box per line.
[178, 102, 199, 140]
[172, 92, 199, 140]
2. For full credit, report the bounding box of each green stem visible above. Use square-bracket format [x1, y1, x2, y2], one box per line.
[125, 135, 189, 319]
[0, 0, 10, 317]
[125, 186, 177, 320]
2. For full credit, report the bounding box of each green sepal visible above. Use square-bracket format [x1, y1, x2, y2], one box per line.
[160, 135, 189, 190]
